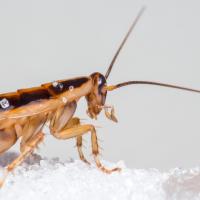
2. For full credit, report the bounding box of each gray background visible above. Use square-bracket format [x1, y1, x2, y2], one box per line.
[0, 0, 200, 170]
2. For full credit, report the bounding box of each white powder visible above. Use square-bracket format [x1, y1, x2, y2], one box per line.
[0, 152, 200, 200]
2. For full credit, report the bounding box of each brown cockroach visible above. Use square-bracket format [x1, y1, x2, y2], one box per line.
[0, 7, 200, 186]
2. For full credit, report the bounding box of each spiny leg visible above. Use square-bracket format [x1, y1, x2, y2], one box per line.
[62, 116, 90, 165]
[20, 115, 46, 152]
[0, 128, 17, 154]
[51, 116, 90, 165]
[52, 121, 121, 173]
[0, 115, 47, 187]
[0, 132, 44, 187]
[90, 127, 121, 174]
[76, 135, 90, 165]
[49, 101, 90, 165]
[7, 132, 44, 172]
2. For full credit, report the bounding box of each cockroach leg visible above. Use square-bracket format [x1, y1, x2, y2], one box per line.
[76, 136, 90, 165]
[0, 132, 44, 187]
[63, 117, 91, 164]
[0, 128, 17, 154]
[49, 103, 91, 164]
[91, 127, 121, 174]
[103, 106, 118, 123]
[110, 107, 118, 122]
[7, 132, 44, 172]
[51, 120, 120, 173]
[20, 115, 47, 152]
[49, 102, 77, 133]
[51, 116, 90, 165]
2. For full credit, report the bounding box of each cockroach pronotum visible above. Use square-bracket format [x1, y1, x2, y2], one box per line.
[0, 7, 200, 186]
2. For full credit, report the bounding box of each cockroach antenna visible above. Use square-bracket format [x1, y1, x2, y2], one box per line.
[105, 6, 146, 79]
[106, 81, 200, 93]
[105, 6, 200, 94]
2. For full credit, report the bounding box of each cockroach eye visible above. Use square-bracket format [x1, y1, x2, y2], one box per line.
[98, 78, 102, 85]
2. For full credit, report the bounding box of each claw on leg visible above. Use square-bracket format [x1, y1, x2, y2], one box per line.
[94, 155, 121, 174]
[91, 129, 121, 173]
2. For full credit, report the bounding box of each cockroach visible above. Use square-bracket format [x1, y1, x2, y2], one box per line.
[0, 7, 200, 186]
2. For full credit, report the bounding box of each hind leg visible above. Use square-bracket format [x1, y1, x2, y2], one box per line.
[0, 128, 17, 154]
[0, 132, 44, 187]
[6, 132, 44, 172]
[0, 115, 46, 187]
[20, 115, 46, 153]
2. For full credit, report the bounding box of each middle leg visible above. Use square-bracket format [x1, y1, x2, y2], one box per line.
[62, 117, 90, 164]
[51, 118, 121, 173]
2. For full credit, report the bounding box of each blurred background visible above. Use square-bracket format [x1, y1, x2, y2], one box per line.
[0, 0, 200, 170]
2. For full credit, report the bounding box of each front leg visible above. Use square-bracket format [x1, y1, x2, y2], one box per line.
[59, 116, 90, 165]
[51, 117, 121, 173]
[98, 105, 118, 122]
[49, 102, 90, 165]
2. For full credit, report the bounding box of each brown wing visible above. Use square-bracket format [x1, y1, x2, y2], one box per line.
[0, 87, 51, 110]
[0, 76, 90, 120]
[0, 98, 63, 120]
[0, 86, 61, 120]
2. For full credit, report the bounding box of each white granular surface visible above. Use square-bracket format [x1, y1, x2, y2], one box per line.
[0, 152, 200, 200]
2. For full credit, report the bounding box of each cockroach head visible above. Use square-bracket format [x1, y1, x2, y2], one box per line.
[85, 72, 107, 119]
[85, 7, 146, 119]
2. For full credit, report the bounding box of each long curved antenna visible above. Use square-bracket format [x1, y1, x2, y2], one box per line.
[105, 7, 146, 79]
[106, 81, 200, 93]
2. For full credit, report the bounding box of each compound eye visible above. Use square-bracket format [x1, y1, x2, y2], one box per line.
[98, 78, 102, 85]
[98, 75, 106, 86]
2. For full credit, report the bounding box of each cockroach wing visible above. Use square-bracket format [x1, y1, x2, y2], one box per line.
[0, 98, 62, 120]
